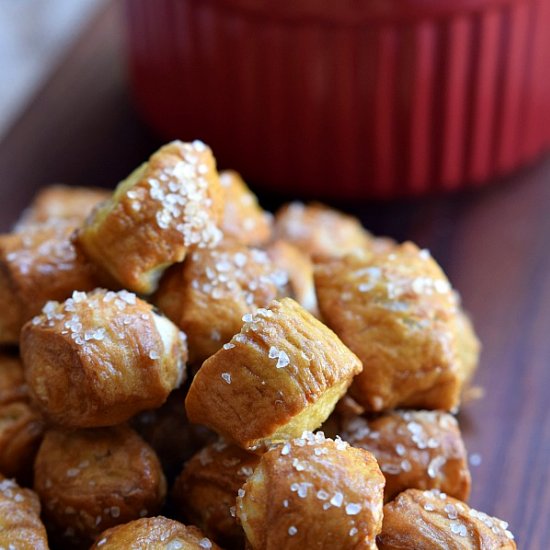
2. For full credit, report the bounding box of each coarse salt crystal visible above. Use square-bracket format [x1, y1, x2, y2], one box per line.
[395, 443, 406, 456]
[345, 503, 362, 515]
[469, 453, 482, 467]
[450, 521, 462, 535]
[428, 456, 446, 479]
[276, 351, 290, 369]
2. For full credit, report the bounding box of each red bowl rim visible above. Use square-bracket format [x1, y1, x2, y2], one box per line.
[210, 0, 531, 23]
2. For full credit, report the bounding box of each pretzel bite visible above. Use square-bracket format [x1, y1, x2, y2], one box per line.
[131, 388, 217, 481]
[173, 439, 260, 546]
[21, 289, 187, 428]
[334, 394, 366, 420]
[370, 235, 398, 254]
[341, 411, 470, 503]
[91, 516, 220, 549]
[0, 219, 99, 344]
[0, 354, 44, 482]
[155, 243, 289, 365]
[0, 476, 49, 550]
[15, 184, 110, 229]
[77, 140, 224, 294]
[273, 202, 373, 261]
[0, 353, 27, 405]
[315, 243, 470, 412]
[266, 240, 318, 316]
[0, 267, 23, 344]
[219, 170, 272, 246]
[456, 308, 481, 388]
[0, 401, 44, 482]
[185, 298, 362, 451]
[378, 488, 516, 549]
[236, 431, 384, 549]
[34, 425, 166, 546]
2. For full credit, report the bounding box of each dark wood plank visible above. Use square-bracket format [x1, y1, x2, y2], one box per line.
[0, 1, 548, 547]
[406, 164, 550, 549]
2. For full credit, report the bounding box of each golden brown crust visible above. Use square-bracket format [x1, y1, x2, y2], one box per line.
[456, 308, 481, 388]
[173, 439, 260, 546]
[0, 354, 44, 483]
[15, 184, 110, 230]
[77, 140, 224, 294]
[34, 426, 166, 545]
[0, 401, 44, 482]
[334, 394, 366, 419]
[266, 239, 318, 316]
[236, 432, 385, 550]
[185, 298, 362, 451]
[91, 516, 220, 549]
[341, 411, 470, 503]
[0, 219, 100, 344]
[219, 170, 272, 246]
[154, 243, 289, 365]
[273, 202, 373, 261]
[21, 289, 187, 427]
[370, 236, 398, 255]
[315, 243, 467, 412]
[0, 353, 27, 405]
[0, 262, 24, 344]
[131, 388, 217, 480]
[0, 475, 49, 549]
[378, 489, 516, 549]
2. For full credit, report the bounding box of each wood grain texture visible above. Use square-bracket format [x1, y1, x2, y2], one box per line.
[0, 2, 548, 547]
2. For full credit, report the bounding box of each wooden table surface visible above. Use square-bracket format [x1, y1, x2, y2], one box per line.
[0, 3, 548, 548]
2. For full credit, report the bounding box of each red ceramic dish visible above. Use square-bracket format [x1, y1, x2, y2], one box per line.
[125, 0, 550, 199]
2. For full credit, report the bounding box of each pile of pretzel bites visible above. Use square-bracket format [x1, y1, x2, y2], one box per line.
[0, 141, 516, 549]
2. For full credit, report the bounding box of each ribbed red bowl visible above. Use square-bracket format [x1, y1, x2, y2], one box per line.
[125, 0, 550, 199]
